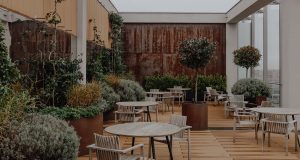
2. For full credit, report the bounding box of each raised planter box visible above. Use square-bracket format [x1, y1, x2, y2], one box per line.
[69, 113, 103, 156]
[182, 102, 208, 130]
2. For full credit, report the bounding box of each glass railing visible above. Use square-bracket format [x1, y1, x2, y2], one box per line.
[268, 82, 280, 107]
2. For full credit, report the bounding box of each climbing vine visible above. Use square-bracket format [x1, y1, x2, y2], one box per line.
[109, 12, 125, 74]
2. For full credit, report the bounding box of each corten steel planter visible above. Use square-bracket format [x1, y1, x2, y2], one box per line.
[69, 113, 103, 156]
[182, 102, 208, 130]
[103, 105, 117, 121]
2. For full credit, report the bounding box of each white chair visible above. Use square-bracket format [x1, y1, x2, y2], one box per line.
[262, 117, 297, 155]
[114, 105, 144, 123]
[210, 89, 227, 104]
[233, 107, 257, 143]
[171, 86, 184, 106]
[161, 92, 175, 113]
[204, 87, 213, 101]
[87, 134, 144, 160]
[154, 114, 192, 160]
[224, 95, 245, 118]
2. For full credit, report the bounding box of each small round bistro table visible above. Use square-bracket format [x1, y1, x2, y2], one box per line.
[116, 101, 159, 122]
[105, 122, 181, 160]
[250, 107, 300, 146]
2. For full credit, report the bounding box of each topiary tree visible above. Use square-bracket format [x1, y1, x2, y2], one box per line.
[233, 45, 261, 78]
[0, 22, 20, 86]
[178, 38, 217, 102]
[231, 78, 271, 100]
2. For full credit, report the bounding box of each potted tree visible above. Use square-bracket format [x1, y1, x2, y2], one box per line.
[233, 45, 261, 78]
[178, 38, 217, 130]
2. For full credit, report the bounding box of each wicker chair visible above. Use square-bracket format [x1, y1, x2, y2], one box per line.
[87, 134, 144, 160]
[233, 107, 257, 143]
[161, 92, 175, 113]
[224, 95, 245, 118]
[144, 96, 159, 122]
[171, 86, 184, 105]
[261, 116, 298, 155]
[154, 114, 192, 160]
[114, 105, 144, 123]
[260, 101, 272, 107]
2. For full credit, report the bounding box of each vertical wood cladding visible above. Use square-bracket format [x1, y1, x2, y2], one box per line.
[122, 23, 226, 83]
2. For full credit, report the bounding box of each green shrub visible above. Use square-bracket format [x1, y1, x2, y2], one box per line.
[0, 22, 20, 86]
[144, 75, 190, 91]
[231, 78, 271, 99]
[100, 82, 120, 109]
[0, 85, 35, 135]
[39, 100, 108, 120]
[197, 75, 226, 93]
[116, 79, 146, 101]
[67, 82, 102, 107]
[0, 114, 79, 160]
[29, 58, 82, 107]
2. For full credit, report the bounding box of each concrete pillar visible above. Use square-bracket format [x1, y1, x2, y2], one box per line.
[226, 24, 238, 94]
[280, 0, 300, 124]
[77, 0, 87, 84]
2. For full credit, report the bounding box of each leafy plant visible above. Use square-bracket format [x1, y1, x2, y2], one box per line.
[178, 38, 217, 101]
[144, 74, 191, 91]
[116, 79, 146, 101]
[233, 45, 261, 77]
[0, 114, 79, 160]
[0, 22, 20, 86]
[67, 82, 101, 107]
[39, 100, 108, 120]
[29, 58, 82, 107]
[0, 85, 35, 136]
[109, 12, 125, 74]
[100, 82, 120, 109]
[196, 75, 226, 99]
[231, 78, 271, 99]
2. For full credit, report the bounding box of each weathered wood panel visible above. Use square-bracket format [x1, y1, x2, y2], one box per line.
[122, 23, 226, 83]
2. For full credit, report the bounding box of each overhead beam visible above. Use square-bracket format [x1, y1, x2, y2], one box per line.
[120, 13, 227, 23]
[98, 0, 118, 13]
[227, 0, 273, 23]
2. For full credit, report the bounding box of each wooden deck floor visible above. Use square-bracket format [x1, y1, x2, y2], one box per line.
[79, 102, 300, 160]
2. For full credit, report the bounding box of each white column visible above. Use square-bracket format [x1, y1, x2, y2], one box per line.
[77, 0, 87, 84]
[280, 0, 300, 125]
[226, 24, 238, 94]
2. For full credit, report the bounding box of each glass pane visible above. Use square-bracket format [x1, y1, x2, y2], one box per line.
[252, 13, 264, 80]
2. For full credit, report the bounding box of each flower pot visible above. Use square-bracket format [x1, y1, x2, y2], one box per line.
[69, 113, 103, 156]
[182, 102, 208, 130]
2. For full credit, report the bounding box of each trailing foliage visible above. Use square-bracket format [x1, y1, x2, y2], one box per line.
[116, 79, 146, 101]
[100, 82, 120, 109]
[231, 78, 271, 99]
[109, 12, 125, 74]
[67, 82, 101, 107]
[28, 58, 82, 107]
[233, 45, 261, 77]
[0, 114, 79, 160]
[39, 100, 108, 120]
[0, 85, 35, 136]
[144, 74, 191, 91]
[0, 23, 20, 86]
[87, 47, 112, 81]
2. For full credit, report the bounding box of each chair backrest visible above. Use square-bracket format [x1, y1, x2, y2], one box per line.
[230, 95, 245, 108]
[174, 86, 182, 89]
[145, 96, 156, 101]
[260, 101, 272, 107]
[94, 134, 121, 160]
[150, 89, 159, 92]
[210, 89, 219, 95]
[169, 114, 187, 138]
[206, 87, 212, 94]
[117, 105, 136, 122]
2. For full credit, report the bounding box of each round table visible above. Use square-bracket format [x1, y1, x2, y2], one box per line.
[250, 107, 300, 146]
[105, 122, 181, 159]
[116, 101, 159, 122]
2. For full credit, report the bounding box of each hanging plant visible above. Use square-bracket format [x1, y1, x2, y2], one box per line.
[233, 45, 261, 77]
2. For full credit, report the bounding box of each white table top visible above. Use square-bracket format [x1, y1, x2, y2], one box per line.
[250, 107, 300, 115]
[116, 101, 159, 107]
[146, 91, 171, 95]
[105, 122, 181, 137]
[168, 88, 191, 91]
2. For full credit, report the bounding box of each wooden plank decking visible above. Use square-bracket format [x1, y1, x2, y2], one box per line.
[79, 102, 300, 160]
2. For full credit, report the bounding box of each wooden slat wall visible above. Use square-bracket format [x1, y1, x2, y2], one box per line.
[122, 23, 226, 83]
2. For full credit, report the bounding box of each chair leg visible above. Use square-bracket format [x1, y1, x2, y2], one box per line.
[188, 129, 191, 160]
[295, 122, 298, 151]
[262, 132, 265, 152]
[285, 135, 289, 156]
[233, 123, 236, 143]
[89, 148, 92, 160]
[268, 132, 271, 147]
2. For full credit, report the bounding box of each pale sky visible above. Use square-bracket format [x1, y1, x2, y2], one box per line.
[110, 0, 240, 13]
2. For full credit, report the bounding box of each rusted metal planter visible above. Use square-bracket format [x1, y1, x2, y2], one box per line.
[69, 113, 103, 156]
[182, 102, 208, 130]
